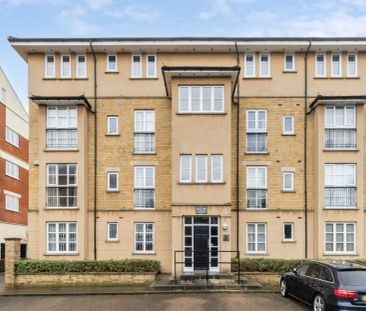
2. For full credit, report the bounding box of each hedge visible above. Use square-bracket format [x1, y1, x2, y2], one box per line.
[15, 259, 161, 274]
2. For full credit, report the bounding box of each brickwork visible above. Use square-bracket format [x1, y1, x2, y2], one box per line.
[4, 238, 21, 288]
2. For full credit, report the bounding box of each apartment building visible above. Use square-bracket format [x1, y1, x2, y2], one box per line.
[0, 66, 29, 257]
[9, 37, 366, 273]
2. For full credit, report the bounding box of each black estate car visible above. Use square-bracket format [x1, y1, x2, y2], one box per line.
[280, 261, 366, 311]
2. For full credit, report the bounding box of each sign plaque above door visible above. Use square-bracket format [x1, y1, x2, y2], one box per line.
[195, 206, 208, 214]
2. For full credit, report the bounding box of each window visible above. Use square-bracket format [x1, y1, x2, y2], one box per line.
[76, 55, 87, 78]
[315, 53, 326, 77]
[134, 110, 155, 152]
[244, 54, 255, 77]
[246, 166, 267, 209]
[47, 222, 77, 254]
[331, 54, 342, 77]
[5, 127, 19, 147]
[283, 223, 294, 241]
[131, 54, 142, 78]
[107, 223, 118, 241]
[107, 116, 119, 135]
[5, 161, 19, 179]
[259, 53, 270, 77]
[178, 86, 224, 113]
[61, 55, 71, 78]
[284, 53, 295, 71]
[247, 223, 266, 253]
[134, 166, 155, 209]
[283, 172, 294, 191]
[46, 106, 77, 149]
[196, 155, 208, 183]
[180, 155, 192, 182]
[107, 172, 119, 191]
[325, 222, 355, 254]
[324, 106, 356, 149]
[146, 54, 157, 78]
[134, 223, 154, 253]
[107, 54, 117, 72]
[246, 110, 267, 153]
[5, 193, 20, 212]
[0, 87, 6, 104]
[325, 164, 356, 208]
[347, 53, 357, 77]
[45, 54, 55, 78]
[47, 164, 77, 208]
[283, 116, 294, 135]
[211, 154, 223, 183]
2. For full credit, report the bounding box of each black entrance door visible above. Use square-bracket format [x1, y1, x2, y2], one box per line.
[194, 226, 209, 270]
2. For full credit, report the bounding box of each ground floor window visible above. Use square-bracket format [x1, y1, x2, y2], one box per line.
[47, 222, 77, 254]
[325, 222, 355, 254]
[247, 223, 267, 254]
[134, 223, 154, 253]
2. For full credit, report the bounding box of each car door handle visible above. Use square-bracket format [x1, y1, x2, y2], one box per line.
[310, 283, 318, 288]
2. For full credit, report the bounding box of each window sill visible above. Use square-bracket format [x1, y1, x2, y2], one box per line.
[133, 208, 156, 211]
[44, 148, 79, 152]
[105, 133, 120, 136]
[5, 175, 20, 181]
[105, 239, 120, 243]
[44, 207, 80, 210]
[323, 148, 359, 152]
[282, 133, 296, 136]
[245, 152, 269, 155]
[129, 77, 159, 80]
[132, 252, 156, 255]
[243, 77, 272, 80]
[246, 208, 268, 211]
[5, 209, 20, 213]
[105, 71, 119, 74]
[59, 77, 72, 80]
[133, 152, 157, 155]
[106, 190, 120, 193]
[282, 240, 296, 243]
[43, 77, 57, 80]
[246, 252, 269, 256]
[314, 76, 361, 80]
[44, 253, 79, 256]
[177, 182, 226, 185]
[282, 70, 297, 73]
[176, 112, 227, 115]
[281, 190, 296, 193]
[323, 253, 358, 256]
[323, 207, 358, 210]
[5, 141, 20, 149]
[75, 77, 88, 80]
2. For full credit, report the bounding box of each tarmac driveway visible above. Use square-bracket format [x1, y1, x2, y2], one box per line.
[0, 293, 310, 311]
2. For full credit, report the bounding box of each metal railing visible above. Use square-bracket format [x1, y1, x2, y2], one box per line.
[134, 133, 155, 152]
[324, 129, 356, 149]
[247, 189, 268, 209]
[46, 186, 78, 207]
[174, 250, 241, 285]
[246, 133, 267, 153]
[325, 187, 356, 207]
[46, 129, 77, 149]
[134, 189, 155, 208]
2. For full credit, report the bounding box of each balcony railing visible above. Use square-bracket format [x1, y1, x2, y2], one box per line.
[46, 129, 77, 149]
[134, 133, 155, 153]
[134, 189, 155, 209]
[246, 133, 267, 153]
[324, 129, 356, 149]
[247, 189, 268, 209]
[325, 187, 356, 207]
[46, 186, 77, 207]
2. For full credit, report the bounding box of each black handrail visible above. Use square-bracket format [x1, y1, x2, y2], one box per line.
[173, 250, 241, 285]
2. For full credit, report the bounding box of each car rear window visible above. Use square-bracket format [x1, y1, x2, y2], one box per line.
[338, 271, 366, 286]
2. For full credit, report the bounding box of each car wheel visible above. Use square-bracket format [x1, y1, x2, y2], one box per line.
[313, 294, 326, 311]
[280, 279, 289, 298]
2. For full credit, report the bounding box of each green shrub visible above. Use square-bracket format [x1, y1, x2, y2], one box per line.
[15, 259, 160, 274]
[231, 258, 310, 273]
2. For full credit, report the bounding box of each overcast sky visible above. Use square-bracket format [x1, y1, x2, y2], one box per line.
[1, 0, 366, 110]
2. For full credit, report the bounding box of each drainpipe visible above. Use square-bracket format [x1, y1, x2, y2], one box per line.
[234, 40, 240, 257]
[90, 40, 98, 260]
[304, 39, 312, 259]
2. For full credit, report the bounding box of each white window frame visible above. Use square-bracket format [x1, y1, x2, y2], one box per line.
[246, 223, 267, 254]
[284, 53, 295, 71]
[106, 54, 118, 72]
[283, 223, 294, 242]
[5, 160, 19, 179]
[325, 164, 356, 187]
[46, 222, 78, 254]
[325, 106, 356, 129]
[259, 53, 271, 77]
[44, 54, 55, 78]
[246, 166, 267, 189]
[180, 154, 192, 183]
[315, 53, 326, 77]
[5, 127, 20, 148]
[134, 166, 155, 209]
[47, 106, 77, 129]
[107, 172, 119, 191]
[131, 54, 142, 78]
[60, 54, 71, 78]
[107, 222, 118, 241]
[195, 154, 208, 183]
[76, 54, 87, 78]
[107, 116, 119, 135]
[134, 223, 155, 253]
[283, 116, 294, 135]
[246, 110, 267, 133]
[244, 53, 256, 77]
[211, 154, 223, 183]
[324, 222, 356, 255]
[0, 87, 6, 104]
[331, 53, 342, 77]
[283, 171, 294, 191]
[347, 53, 358, 77]
[5, 192, 20, 212]
[146, 54, 157, 78]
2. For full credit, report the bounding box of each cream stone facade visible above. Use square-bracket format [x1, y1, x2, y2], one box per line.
[9, 37, 366, 273]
